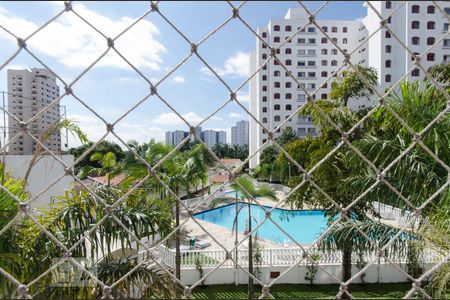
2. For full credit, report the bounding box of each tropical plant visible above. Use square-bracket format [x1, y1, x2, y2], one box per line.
[78, 151, 123, 186]
[427, 62, 450, 87]
[125, 142, 214, 281]
[231, 175, 276, 300]
[304, 253, 320, 286]
[329, 65, 378, 107]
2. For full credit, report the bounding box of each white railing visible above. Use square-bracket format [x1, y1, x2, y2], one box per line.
[139, 245, 443, 269]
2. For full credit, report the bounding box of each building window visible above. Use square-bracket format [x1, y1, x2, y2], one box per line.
[274, 82, 280, 88]
[386, 1, 391, 9]
[285, 25, 292, 31]
[321, 49, 328, 55]
[274, 116, 281, 122]
[285, 93, 292, 99]
[321, 93, 328, 99]
[321, 38, 327, 44]
[412, 36, 420, 45]
[274, 104, 280, 110]
[262, 107, 267, 113]
[262, 85, 267, 92]
[286, 104, 292, 110]
[262, 32, 267, 38]
[285, 48, 292, 54]
[331, 60, 337, 66]
[387, 16, 392, 24]
[444, 23, 449, 32]
[274, 70, 280, 77]
[444, 39, 450, 47]
[427, 52, 435, 61]
[385, 31, 391, 38]
[411, 68, 420, 77]
[274, 93, 280, 99]
[332, 37, 337, 43]
[285, 59, 292, 65]
[262, 117, 267, 123]
[308, 27, 315, 33]
[332, 26, 337, 33]
[343, 38, 347, 44]
[386, 45, 392, 53]
[308, 38, 316, 44]
[343, 27, 348, 33]
[321, 60, 328, 66]
[274, 36, 280, 43]
[427, 37, 435, 45]
[412, 21, 420, 29]
[262, 44, 267, 49]
[262, 96, 267, 102]
[285, 82, 292, 88]
[322, 26, 328, 32]
[262, 75, 267, 81]
[427, 5, 435, 13]
[262, 53, 267, 59]
[427, 21, 435, 30]
[385, 74, 391, 82]
[412, 5, 420, 13]
[322, 82, 328, 88]
[385, 60, 391, 68]
[321, 71, 328, 77]
[331, 49, 338, 55]
[274, 25, 280, 31]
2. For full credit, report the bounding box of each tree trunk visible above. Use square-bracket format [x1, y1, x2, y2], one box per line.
[175, 194, 181, 280]
[247, 202, 254, 300]
[341, 243, 352, 299]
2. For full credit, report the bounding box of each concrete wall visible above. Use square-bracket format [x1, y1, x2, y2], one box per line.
[3, 154, 74, 209]
[180, 262, 435, 286]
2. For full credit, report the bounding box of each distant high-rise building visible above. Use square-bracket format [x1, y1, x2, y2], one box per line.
[165, 130, 189, 146]
[7, 68, 61, 155]
[231, 120, 249, 146]
[201, 129, 227, 149]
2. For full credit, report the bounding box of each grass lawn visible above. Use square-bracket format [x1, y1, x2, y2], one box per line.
[192, 283, 416, 299]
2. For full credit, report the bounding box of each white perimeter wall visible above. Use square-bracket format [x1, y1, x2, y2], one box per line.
[180, 262, 435, 285]
[3, 155, 74, 209]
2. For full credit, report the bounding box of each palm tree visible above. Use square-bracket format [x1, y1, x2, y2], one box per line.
[125, 142, 214, 281]
[231, 175, 276, 300]
[78, 151, 123, 187]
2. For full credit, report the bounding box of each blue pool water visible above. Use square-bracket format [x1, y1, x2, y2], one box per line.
[194, 203, 329, 245]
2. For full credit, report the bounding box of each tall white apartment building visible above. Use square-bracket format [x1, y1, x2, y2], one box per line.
[249, 8, 368, 168]
[7, 68, 61, 155]
[363, 1, 450, 92]
[249, 2, 450, 169]
[231, 120, 249, 146]
[201, 129, 227, 149]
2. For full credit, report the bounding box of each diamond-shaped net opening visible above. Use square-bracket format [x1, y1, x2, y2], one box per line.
[0, 1, 449, 299]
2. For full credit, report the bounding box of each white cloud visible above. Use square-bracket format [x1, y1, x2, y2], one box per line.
[201, 51, 250, 78]
[229, 112, 241, 119]
[0, 3, 166, 70]
[66, 113, 166, 148]
[153, 112, 204, 126]
[236, 90, 250, 103]
[172, 76, 185, 83]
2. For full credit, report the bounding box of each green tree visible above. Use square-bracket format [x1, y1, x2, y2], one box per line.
[276, 126, 297, 146]
[69, 140, 125, 173]
[125, 142, 214, 281]
[329, 65, 378, 107]
[231, 176, 276, 300]
[427, 62, 450, 87]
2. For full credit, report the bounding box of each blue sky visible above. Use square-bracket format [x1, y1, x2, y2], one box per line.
[0, 1, 367, 148]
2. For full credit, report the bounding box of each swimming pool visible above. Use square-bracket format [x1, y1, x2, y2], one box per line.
[222, 190, 245, 198]
[194, 203, 329, 245]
